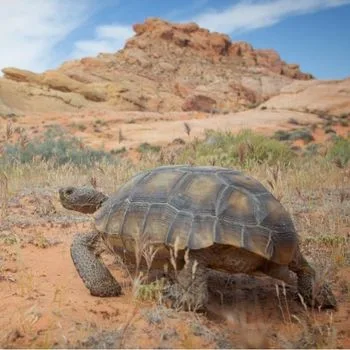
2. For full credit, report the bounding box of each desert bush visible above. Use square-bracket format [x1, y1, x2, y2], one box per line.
[1, 127, 115, 166]
[288, 117, 300, 125]
[274, 128, 314, 143]
[303, 143, 320, 156]
[324, 126, 336, 134]
[273, 130, 291, 141]
[111, 147, 127, 155]
[137, 142, 161, 153]
[177, 129, 294, 168]
[327, 136, 350, 167]
[339, 119, 349, 127]
[289, 129, 314, 143]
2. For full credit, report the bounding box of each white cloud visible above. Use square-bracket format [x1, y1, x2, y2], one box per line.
[71, 24, 133, 59]
[0, 0, 92, 73]
[193, 0, 350, 34]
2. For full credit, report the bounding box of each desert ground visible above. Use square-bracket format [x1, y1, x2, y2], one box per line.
[0, 107, 349, 348]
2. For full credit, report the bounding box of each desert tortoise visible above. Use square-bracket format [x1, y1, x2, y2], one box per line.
[59, 165, 336, 309]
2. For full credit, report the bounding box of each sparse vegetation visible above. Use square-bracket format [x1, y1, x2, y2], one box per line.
[274, 128, 315, 143]
[110, 147, 127, 155]
[1, 127, 115, 166]
[327, 135, 350, 167]
[137, 142, 161, 153]
[184, 122, 191, 137]
[178, 129, 294, 167]
[69, 122, 87, 131]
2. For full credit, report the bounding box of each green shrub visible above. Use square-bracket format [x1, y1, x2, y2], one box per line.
[137, 142, 161, 153]
[177, 129, 294, 168]
[340, 120, 349, 127]
[288, 129, 314, 143]
[110, 147, 127, 155]
[273, 128, 314, 143]
[273, 130, 291, 141]
[303, 143, 319, 156]
[324, 126, 336, 134]
[1, 127, 115, 166]
[327, 136, 350, 167]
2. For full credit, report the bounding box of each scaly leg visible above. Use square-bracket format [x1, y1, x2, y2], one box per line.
[71, 232, 122, 297]
[289, 248, 336, 308]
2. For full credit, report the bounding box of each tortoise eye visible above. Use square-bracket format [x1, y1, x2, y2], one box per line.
[66, 188, 74, 196]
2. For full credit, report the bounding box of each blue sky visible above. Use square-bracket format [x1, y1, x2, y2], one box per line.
[1, 0, 349, 79]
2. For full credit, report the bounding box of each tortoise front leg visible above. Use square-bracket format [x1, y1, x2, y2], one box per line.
[71, 232, 122, 297]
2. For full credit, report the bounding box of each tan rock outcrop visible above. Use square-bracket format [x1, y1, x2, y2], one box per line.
[260, 78, 350, 116]
[0, 18, 317, 115]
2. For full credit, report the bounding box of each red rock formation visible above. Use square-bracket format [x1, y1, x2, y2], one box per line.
[0, 18, 313, 114]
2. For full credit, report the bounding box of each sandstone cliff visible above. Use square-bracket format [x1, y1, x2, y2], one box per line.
[0, 18, 313, 114]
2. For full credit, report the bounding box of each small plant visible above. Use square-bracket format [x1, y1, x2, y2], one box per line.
[110, 147, 127, 155]
[324, 126, 336, 134]
[178, 129, 294, 168]
[1, 127, 115, 166]
[137, 142, 161, 153]
[288, 118, 300, 125]
[0, 171, 8, 218]
[172, 138, 185, 145]
[327, 136, 350, 167]
[184, 122, 191, 137]
[5, 122, 13, 141]
[273, 130, 292, 141]
[70, 122, 87, 131]
[94, 119, 107, 126]
[118, 129, 125, 143]
[339, 119, 349, 127]
[288, 129, 314, 143]
[134, 277, 167, 302]
[303, 143, 319, 156]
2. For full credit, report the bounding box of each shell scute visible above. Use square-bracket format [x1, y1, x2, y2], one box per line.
[121, 202, 149, 239]
[188, 215, 216, 249]
[218, 172, 269, 194]
[169, 173, 225, 216]
[166, 211, 192, 249]
[217, 187, 257, 225]
[215, 219, 243, 247]
[143, 204, 177, 244]
[130, 169, 185, 203]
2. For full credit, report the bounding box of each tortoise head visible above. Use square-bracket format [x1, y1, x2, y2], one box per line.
[59, 186, 108, 214]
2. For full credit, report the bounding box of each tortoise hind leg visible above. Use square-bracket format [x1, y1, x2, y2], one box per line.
[167, 255, 208, 311]
[289, 249, 337, 309]
[262, 262, 295, 285]
[71, 232, 122, 297]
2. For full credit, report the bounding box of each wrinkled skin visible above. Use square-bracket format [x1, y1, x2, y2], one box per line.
[59, 187, 108, 214]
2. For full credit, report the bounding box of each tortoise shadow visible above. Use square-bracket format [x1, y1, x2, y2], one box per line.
[205, 270, 303, 322]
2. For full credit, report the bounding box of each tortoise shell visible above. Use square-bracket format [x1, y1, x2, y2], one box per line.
[94, 166, 298, 265]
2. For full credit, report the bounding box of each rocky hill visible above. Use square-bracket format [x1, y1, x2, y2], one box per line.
[0, 18, 314, 115]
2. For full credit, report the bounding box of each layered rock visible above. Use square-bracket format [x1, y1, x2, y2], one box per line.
[260, 78, 350, 116]
[0, 18, 313, 114]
